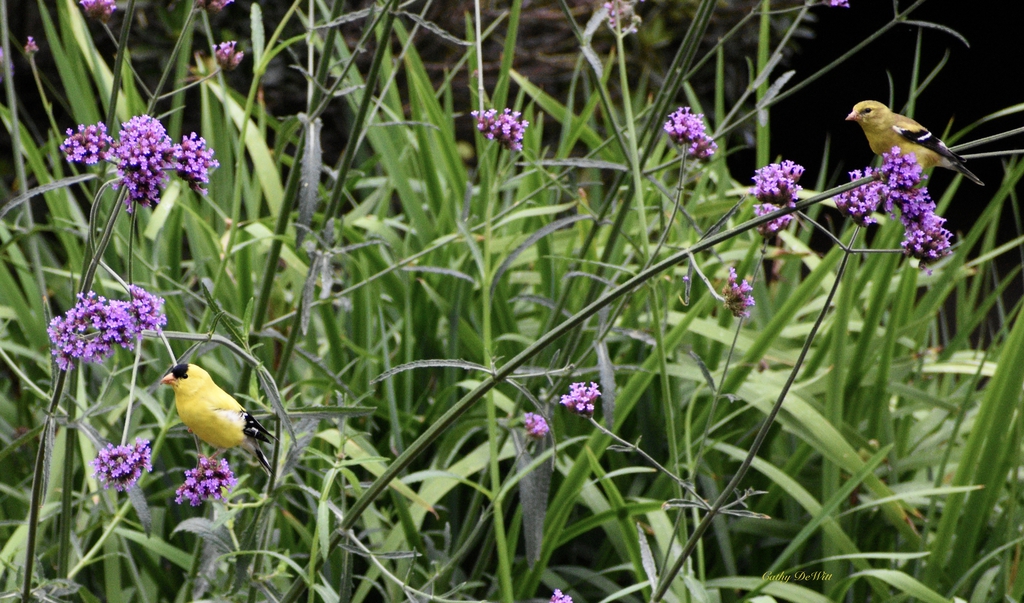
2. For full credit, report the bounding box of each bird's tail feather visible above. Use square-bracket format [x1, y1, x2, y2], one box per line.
[956, 163, 984, 186]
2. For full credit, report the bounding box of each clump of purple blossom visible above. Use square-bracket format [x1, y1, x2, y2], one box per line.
[25, 37, 38, 55]
[47, 286, 167, 371]
[109, 115, 176, 210]
[723, 267, 754, 318]
[550, 590, 573, 603]
[61, 123, 113, 165]
[836, 147, 953, 268]
[663, 107, 717, 160]
[214, 41, 244, 71]
[80, 0, 115, 22]
[751, 160, 804, 236]
[560, 382, 600, 417]
[198, 0, 234, 12]
[833, 167, 883, 226]
[472, 108, 529, 152]
[523, 413, 549, 439]
[175, 456, 238, 506]
[174, 133, 220, 194]
[60, 116, 219, 211]
[92, 438, 153, 492]
[827, 0, 850, 7]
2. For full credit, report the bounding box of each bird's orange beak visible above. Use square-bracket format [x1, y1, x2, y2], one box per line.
[160, 373, 176, 386]
[845, 110, 859, 122]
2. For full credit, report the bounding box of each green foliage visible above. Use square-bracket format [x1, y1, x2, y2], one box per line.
[2, 1, 1023, 602]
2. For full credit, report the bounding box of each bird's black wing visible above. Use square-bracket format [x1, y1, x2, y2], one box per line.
[242, 411, 275, 443]
[891, 124, 965, 163]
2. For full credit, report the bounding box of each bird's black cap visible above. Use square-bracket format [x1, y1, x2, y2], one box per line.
[170, 363, 190, 379]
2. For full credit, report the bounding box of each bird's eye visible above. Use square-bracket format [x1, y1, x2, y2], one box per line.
[182, 374, 188, 379]
[863, 108, 872, 114]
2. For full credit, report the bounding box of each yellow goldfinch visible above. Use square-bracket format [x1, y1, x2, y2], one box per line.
[161, 363, 274, 473]
[846, 100, 984, 186]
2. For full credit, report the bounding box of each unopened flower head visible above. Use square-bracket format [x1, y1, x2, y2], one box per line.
[109, 115, 176, 211]
[472, 108, 529, 152]
[664, 107, 717, 160]
[834, 167, 882, 226]
[523, 413, 550, 439]
[174, 133, 220, 194]
[604, 0, 643, 34]
[25, 37, 39, 55]
[61, 122, 113, 165]
[550, 590, 574, 603]
[723, 267, 754, 318]
[47, 286, 167, 371]
[198, 0, 234, 13]
[175, 455, 238, 506]
[92, 438, 153, 492]
[214, 41, 243, 71]
[751, 160, 804, 236]
[560, 382, 600, 417]
[80, 0, 116, 22]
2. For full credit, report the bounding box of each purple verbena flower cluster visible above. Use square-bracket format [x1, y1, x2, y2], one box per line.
[198, 0, 234, 12]
[723, 267, 755, 318]
[61, 115, 220, 211]
[47, 286, 167, 371]
[835, 147, 952, 267]
[175, 456, 238, 506]
[80, 0, 116, 22]
[550, 589, 574, 603]
[604, 0, 643, 34]
[560, 382, 600, 417]
[828, 0, 850, 7]
[214, 41, 244, 71]
[91, 438, 153, 492]
[833, 167, 883, 226]
[663, 107, 717, 160]
[523, 412, 549, 439]
[174, 133, 220, 194]
[25, 37, 38, 55]
[60, 123, 113, 165]
[751, 160, 804, 236]
[472, 108, 529, 152]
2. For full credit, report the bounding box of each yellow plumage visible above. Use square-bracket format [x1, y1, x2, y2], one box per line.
[161, 363, 274, 473]
[846, 100, 983, 186]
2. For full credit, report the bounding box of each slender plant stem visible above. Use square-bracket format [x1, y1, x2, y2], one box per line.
[651, 233, 858, 601]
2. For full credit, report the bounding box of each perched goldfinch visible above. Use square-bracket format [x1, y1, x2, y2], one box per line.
[161, 363, 274, 473]
[846, 100, 984, 186]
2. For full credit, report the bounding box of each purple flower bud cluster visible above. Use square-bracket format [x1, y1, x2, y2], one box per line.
[604, 0, 643, 34]
[175, 456, 238, 506]
[60, 123, 113, 165]
[61, 115, 219, 211]
[828, 0, 850, 7]
[214, 41, 244, 71]
[91, 438, 153, 492]
[723, 267, 755, 318]
[198, 0, 234, 13]
[47, 286, 167, 371]
[550, 590, 574, 603]
[663, 107, 717, 160]
[80, 0, 115, 22]
[833, 168, 883, 226]
[751, 160, 804, 236]
[472, 108, 529, 152]
[560, 382, 601, 417]
[25, 37, 39, 55]
[523, 412, 550, 439]
[835, 147, 952, 267]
